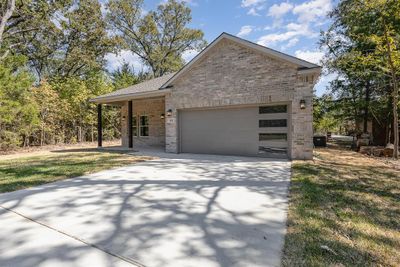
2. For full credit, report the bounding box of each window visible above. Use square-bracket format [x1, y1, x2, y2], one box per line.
[139, 115, 149, 136]
[131, 116, 138, 137]
[259, 146, 287, 154]
[259, 105, 287, 114]
[259, 119, 287, 128]
[259, 133, 287, 141]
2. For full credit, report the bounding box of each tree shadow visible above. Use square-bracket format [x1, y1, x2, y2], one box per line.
[0, 155, 291, 267]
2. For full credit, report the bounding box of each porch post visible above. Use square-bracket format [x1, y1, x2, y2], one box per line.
[128, 100, 133, 148]
[97, 104, 102, 147]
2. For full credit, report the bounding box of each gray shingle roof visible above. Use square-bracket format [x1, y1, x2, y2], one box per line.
[91, 72, 176, 101]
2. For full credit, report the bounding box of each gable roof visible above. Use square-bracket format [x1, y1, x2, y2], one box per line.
[161, 32, 321, 88]
[90, 32, 321, 103]
[90, 72, 176, 103]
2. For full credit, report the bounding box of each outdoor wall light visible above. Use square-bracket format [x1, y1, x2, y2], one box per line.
[166, 109, 173, 117]
[300, 99, 306, 109]
[160, 113, 165, 119]
[122, 116, 126, 122]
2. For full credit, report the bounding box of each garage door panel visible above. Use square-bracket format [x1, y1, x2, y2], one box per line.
[179, 105, 289, 158]
[180, 107, 259, 156]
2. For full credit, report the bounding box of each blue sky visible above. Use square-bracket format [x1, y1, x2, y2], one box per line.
[105, 0, 338, 96]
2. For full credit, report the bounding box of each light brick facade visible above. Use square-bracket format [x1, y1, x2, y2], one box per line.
[118, 37, 317, 159]
[121, 97, 165, 148]
[165, 38, 316, 159]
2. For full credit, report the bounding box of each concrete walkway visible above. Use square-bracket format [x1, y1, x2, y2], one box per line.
[0, 152, 291, 267]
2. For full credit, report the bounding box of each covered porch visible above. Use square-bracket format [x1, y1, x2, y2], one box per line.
[95, 95, 168, 151]
[90, 73, 175, 151]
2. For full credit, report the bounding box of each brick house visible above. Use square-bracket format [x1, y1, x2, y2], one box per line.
[91, 33, 321, 159]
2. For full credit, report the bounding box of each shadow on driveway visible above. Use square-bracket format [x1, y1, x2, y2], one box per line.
[0, 153, 291, 267]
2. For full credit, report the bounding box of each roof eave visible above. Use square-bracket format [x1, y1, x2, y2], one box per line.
[297, 66, 322, 75]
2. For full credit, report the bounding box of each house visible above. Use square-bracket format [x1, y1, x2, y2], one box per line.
[90, 33, 321, 159]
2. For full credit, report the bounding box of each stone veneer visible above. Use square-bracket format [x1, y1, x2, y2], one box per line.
[164, 38, 316, 159]
[121, 97, 165, 148]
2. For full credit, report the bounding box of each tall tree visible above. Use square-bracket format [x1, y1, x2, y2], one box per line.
[0, 55, 38, 148]
[110, 61, 140, 89]
[5, 0, 114, 81]
[0, 0, 16, 59]
[106, 0, 206, 77]
[322, 0, 400, 158]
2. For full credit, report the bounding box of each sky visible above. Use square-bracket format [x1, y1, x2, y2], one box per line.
[105, 0, 338, 96]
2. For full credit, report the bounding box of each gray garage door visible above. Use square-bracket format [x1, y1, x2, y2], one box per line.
[179, 105, 289, 158]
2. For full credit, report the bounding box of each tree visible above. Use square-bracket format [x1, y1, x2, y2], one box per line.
[0, 0, 16, 59]
[5, 0, 114, 81]
[322, 0, 400, 158]
[31, 81, 65, 145]
[0, 55, 38, 149]
[110, 62, 140, 89]
[313, 94, 342, 134]
[106, 0, 206, 77]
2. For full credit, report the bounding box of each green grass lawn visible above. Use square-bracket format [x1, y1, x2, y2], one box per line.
[282, 148, 400, 267]
[0, 150, 151, 193]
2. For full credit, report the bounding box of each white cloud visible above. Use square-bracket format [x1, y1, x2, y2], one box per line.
[237, 25, 254, 37]
[258, 32, 296, 46]
[182, 49, 199, 63]
[292, 0, 332, 23]
[294, 50, 324, 64]
[286, 22, 303, 31]
[247, 7, 261, 16]
[268, 2, 293, 18]
[241, 0, 266, 16]
[105, 50, 146, 72]
[281, 38, 299, 50]
[257, 24, 315, 47]
[241, 0, 266, 8]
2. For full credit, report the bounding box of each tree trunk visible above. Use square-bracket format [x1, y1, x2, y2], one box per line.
[91, 125, 94, 142]
[0, 0, 16, 48]
[393, 84, 399, 159]
[384, 26, 399, 159]
[363, 81, 370, 133]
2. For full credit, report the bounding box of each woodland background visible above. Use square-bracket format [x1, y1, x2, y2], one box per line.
[0, 0, 399, 157]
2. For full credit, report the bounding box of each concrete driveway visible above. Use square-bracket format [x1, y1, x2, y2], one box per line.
[0, 152, 291, 267]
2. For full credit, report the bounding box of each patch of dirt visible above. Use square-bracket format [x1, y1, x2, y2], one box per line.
[0, 140, 120, 160]
[315, 147, 400, 170]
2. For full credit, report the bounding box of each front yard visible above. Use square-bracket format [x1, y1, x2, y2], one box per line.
[0, 147, 150, 193]
[282, 148, 400, 267]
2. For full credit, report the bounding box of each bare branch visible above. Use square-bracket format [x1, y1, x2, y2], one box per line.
[0, 0, 16, 47]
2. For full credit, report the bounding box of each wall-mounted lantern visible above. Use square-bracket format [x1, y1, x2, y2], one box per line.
[166, 109, 173, 117]
[160, 113, 165, 119]
[122, 116, 126, 122]
[300, 99, 306, 109]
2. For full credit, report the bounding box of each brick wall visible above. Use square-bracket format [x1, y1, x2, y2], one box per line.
[121, 97, 165, 148]
[165, 38, 316, 159]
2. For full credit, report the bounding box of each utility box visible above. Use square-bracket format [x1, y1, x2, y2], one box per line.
[313, 135, 327, 147]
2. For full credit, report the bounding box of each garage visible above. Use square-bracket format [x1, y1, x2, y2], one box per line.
[179, 105, 289, 158]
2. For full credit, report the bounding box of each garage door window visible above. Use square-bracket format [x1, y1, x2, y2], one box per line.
[259, 105, 287, 114]
[259, 119, 287, 127]
[139, 115, 149, 136]
[259, 146, 287, 154]
[259, 133, 287, 141]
